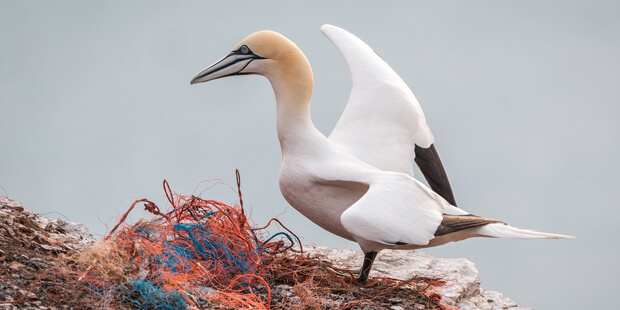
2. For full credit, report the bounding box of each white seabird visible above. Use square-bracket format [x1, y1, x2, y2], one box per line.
[190, 25, 575, 284]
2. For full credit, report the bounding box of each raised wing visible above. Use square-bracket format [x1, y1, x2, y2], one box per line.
[321, 24, 433, 177]
[339, 173, 445, 246]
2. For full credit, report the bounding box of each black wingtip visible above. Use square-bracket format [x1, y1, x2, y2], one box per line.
[414, 144, 457, 206]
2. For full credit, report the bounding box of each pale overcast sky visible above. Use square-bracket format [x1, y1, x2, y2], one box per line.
[1, 1, 619, 309]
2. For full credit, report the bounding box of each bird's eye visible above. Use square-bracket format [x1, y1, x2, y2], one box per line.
[240, 45, 250, 54]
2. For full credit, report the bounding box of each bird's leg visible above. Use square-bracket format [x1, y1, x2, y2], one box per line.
[357, 251, 378, 284]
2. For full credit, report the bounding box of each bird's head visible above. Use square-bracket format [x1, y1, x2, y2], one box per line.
[190, 30, 310, 85]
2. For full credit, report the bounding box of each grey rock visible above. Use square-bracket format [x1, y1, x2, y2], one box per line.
[37, 218, 96, 251]
[0, 196, 23, 210]
[298, 245, 532, 309]
[0, 196, 96, 252]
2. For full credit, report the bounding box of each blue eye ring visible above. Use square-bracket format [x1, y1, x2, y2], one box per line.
[240, 45, 250, 54]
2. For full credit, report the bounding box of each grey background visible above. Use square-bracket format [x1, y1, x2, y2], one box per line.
[1, 1, 618, 309]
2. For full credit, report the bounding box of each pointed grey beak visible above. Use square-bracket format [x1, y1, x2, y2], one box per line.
[190, 48, 264, 85]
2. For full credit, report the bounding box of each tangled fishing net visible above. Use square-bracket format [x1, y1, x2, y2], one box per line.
[7, 171, 453, 309]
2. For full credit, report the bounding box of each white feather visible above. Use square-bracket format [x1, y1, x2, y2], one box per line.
[473, 223, 577, 239]
[321, 24, 434, 177]
[340, 173, 443, 246]
[443, 204, 470, 216]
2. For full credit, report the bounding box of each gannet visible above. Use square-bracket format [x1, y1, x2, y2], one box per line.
[190, 25, 575, 284]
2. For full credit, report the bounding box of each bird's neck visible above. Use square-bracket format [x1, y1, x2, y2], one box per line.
[266, 58, 323, 154]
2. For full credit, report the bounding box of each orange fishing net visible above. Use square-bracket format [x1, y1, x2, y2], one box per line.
[23, 170, 453, 309]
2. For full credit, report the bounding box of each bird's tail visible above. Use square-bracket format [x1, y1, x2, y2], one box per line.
[473, 223, 576, 239]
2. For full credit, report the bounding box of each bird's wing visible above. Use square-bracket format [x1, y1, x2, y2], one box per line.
[321, 24, 434, 177]
[338, 173, 445, 246]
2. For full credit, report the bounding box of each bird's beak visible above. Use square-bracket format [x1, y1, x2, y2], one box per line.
[190, 51, 264, 85]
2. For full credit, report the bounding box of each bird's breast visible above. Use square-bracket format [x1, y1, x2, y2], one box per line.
[278, 162, 367, 241]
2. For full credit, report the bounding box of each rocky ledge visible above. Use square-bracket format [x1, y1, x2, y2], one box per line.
[1, 196, 530, 309]
[1, 196, 97, 310]
[299, 246, 531, 310]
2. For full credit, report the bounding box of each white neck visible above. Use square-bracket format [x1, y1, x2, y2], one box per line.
[243, 34, 324, 156]
[269, 75, 321, 154]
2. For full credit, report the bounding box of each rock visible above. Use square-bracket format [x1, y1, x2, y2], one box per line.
[299, 245, 531, 309]
[0, 196, 96, 253]
[1, 196, 531, 309]
[18, 289, 37, 299]
[39, 218, 96, 251]
[459, 289, 532, 310]
[1, 196, 98, 309]
[8, 263, 25, 271]
[0, 196, 23, 211]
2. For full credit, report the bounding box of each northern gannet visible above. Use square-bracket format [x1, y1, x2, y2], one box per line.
[190, 25, 575, 284]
